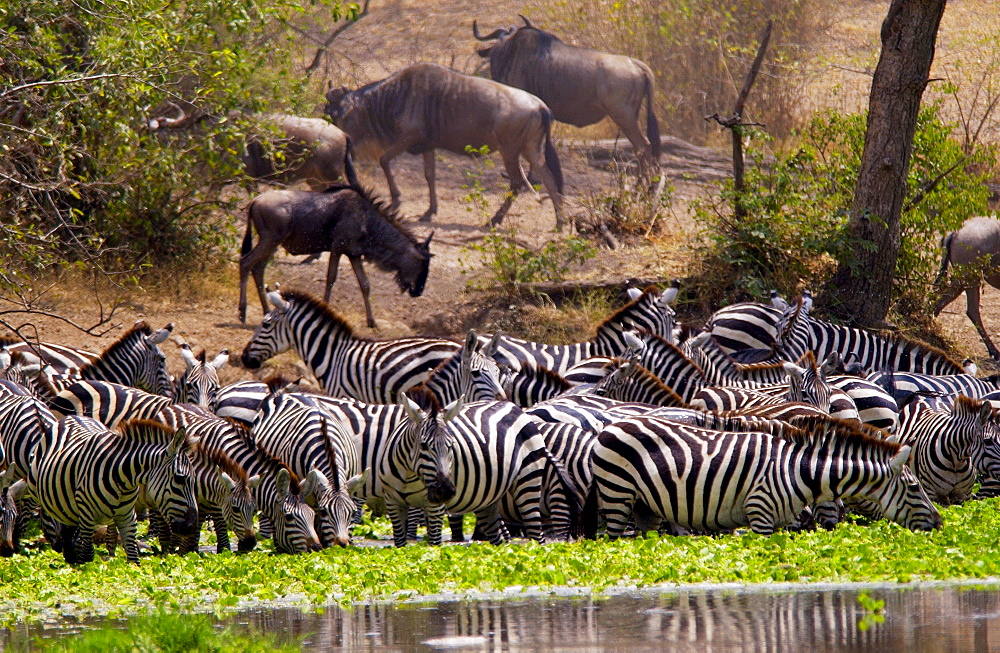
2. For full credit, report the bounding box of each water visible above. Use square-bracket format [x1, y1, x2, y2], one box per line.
[6, 583, 1000, 651]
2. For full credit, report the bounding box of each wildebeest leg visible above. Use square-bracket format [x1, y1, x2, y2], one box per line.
[421, 151, 437, 222]
[933, 280, 966, 316]
[299, 254, 320, 265]
[965, 285, 1000, 359]
[324, 252, 342, 304]
[378, 146, 407, 210]
[238, 238, 279, 323]
[348, 255, 377, 329]
[613, 109, 655, 180]
[524, 150, 566, 232]
[489, 153, 529, 228]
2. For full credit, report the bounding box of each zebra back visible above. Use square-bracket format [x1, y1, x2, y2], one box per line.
[74, 321, 174, 396]
[49, 380, 172, 428]
[240, 289, 460, 402]
[868, 371, 996, 408]
[0, 392, 57, 480]
[593, 359, 689, 408]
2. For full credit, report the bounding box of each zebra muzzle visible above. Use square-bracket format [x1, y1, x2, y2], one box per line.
[427, 476, 456, 503]
[237, 534, 258, 553]
[0, 541, 13, 557]
[240, 351, 262, 369]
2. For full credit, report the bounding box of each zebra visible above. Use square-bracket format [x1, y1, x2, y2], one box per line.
[868, 370, 997, 409]
[173, 343, 229, 409]
[488, 285, 677, 375]
[827, 375, 899, 432]
[705, 302, 964, 375]
[385, 391, 577, 546]
[0, 336, 98, 374]
[251, 392, 367, 547]
[148, 444, 261, 555]
[419, 330, 508, 405]
[586, 414, 941, 538]
[0, 474, 22, 557]
[49, 380, 173, 427]
[240, 288, 460, 403]
[891, 395, 1000, 504]
[501, 364, 573, 408]
[30, 417, 199, 564]
[214, 380, 273, 426]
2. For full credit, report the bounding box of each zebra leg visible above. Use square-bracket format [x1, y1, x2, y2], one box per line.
[212, 512, 231, 554]
[448, 514, 465, 542]
[387, 503, 410, 548]
[633, 501, 661, 536]
[407, 506, 421, 541]
[104, 523, 119, 558]
[60, 523, 83, 564]
[42, 511, 63, 551]
[472, 504, 507, 546]
[114, 511, 140, 564]
[148, 509, 172, 554]
[814, 501, 846, 530]
[423, 506, 446, 546]
[12, 493, 40, 553]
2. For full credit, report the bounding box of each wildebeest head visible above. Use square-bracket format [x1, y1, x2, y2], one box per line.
[396, 231, 433, 298]
[323, 86, 355, 126]
[472, 15, 542, 57]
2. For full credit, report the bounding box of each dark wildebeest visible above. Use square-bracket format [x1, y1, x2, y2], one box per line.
[324, 62, 566, 230]
[238, 185, 433, 328]
[934, 216, 1000, 359]
[148, 107, 359, 190]
[473, 15, 660, 178]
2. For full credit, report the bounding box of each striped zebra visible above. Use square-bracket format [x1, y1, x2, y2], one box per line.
[827, 375, 899, 432]
[251, 392, 367, 547]
[214, 380, 272, 426]
[173, 343, 229, 409]
[31, 417, 198, 564]
[50, 380, 173, 427]
[240, 289, 460, 403]
[586, 414, 941, 538]
[419, 330, 507, 405]
[527, 392, 659, 433]
[868, 371, 997, 409]
[488, 285, 677, 375]
[0, 475, 21, 556]
[0, 336, 98, 373]
[501, 364, 573, 407]
[891, 395, 1000, 504]
[706, 302, 964, 374]
[387, 391, 576, 546]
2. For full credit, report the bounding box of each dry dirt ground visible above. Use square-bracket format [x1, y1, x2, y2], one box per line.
[6, 0, 1000, 384]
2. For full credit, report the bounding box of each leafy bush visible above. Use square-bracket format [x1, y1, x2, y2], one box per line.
[463, 230, 596, 293]
[579, 163, 675, 239]
[692, 104, 993, 313]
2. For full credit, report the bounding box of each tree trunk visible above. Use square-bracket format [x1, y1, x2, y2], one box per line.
[826, 0, 947, 325]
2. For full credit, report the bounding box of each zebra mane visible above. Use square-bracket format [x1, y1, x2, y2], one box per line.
[785, 415, 898, 454]
[405, 384, 441, 414]
[598, 285, 661, 332]
[641, 329, 708, 377]
[599, 358, 689, 408]
[879, 332, 963, 373]
[114, 418, 195, 449]
[953, 393, 987, 414]
[279, 290, 364, 339]
[695, 412, 784, 433]
[795, 350, 818, 369]
[318, 415, 342, 483]
[77, 322, 154, 375]
[518, 364, 573, 394]
[196, 441, 249, 483]
[227, 419, 303, 493]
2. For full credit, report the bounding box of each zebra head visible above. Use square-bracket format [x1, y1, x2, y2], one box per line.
[785, 352, 834, 412]
[218, 467, 261, 553]
[0, 471, 19, 557]
[867, 445, 942, 531]
[133, 322, 174, 396]
[142, 424, 199, 537]
[241, 291, 294, 370]
[621, 286, 677, 345]
[176, 343, 229, 410]
[460, 330, 506, 402]
[271, 467, 322, 554]
[401, 391, 459, 504]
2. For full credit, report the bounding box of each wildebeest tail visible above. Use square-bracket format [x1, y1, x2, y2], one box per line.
[934, 230, 955, 286]
[241, 203, 256, 258]
[644, 69, 661, 161]
[541, 108, 564, 195]
[343, 136, 361, 188]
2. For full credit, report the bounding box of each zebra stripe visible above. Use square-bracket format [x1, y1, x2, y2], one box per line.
[240, 289, 459, 403]
[893, 395, 999, 504]
[867, 371, 997, 409]
[420, 330, 507, 405]
[587, 414, 941, 538]
[50, 380, 173, 427]
[0, 476, 21, 556]
[489, 285, 677, 375]
[251, 392, 366, 547]
[174, 344, 229, 410]
[214, 380, 270, 426]
[0, 338, 98, 374]
[62, 321, 175, 396]
[32, 417, 198, 564]
[827, 375, 899, 431]
[706, 302, 964, 374]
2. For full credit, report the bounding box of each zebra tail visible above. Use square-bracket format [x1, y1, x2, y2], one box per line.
[582, 483, 599, 540]
[934, 231, 955, 287]
[545, 448, 581, 534]
[241, 203, 256, 258]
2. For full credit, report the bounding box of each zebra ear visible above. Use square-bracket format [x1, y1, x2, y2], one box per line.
[218, 468, 236, 491]
[485, 330, 502, 357]
[399, 392, 427, 424]
[168, 427, 188, 455]
[443, 395, 464, 421]
[782, 362, 804, 380]
[300, 468, 328, 499]
[347, 468, 370, 494]
[275, 468, 291, 497]
[0, 467, 13, 492]
[147, 323, 174, 346]
[463, 330, 478, 357]
[8, 479, 27, 502]
[890, 444, 912, 471]
[0, 348, 10, 372]
[627, 287, 643, 302]
[622, 330, 646, 352]
[212, 349, 230, 371]
[979, 401, 993, 424]
[247, 474, 262, 489]
[267, 290, 290, 311]
[179, 343, 197, 370]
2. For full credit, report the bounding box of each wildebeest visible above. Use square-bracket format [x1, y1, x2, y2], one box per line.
[148, 106, 358, 190]
[934, 216, 1000, 359]
[324, 62, 566, 230]
[238, 184, 433, 328]
[473, 15, 660, 178]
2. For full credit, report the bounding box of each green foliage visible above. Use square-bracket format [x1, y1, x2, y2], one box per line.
[462, 230, 596, 293]
[692, 105, 992, 311]
[0, 0, 346, 293]
[42, 611, 298, 652]
[4, 499, 1000, 624]
[581, 164, 675, 238]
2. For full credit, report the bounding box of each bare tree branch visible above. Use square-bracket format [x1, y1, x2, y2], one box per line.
[305, 0, 372, 77]
[0, 72, 139, 100]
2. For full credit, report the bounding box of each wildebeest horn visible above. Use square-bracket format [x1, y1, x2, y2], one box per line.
[423, 231, 434, 250]
[472, 20, 505, 41]
[148, 102, 187, 130]
[519, 14, 533, 28]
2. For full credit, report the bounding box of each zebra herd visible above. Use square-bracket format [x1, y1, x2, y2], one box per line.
[2, 284, 1000, 564]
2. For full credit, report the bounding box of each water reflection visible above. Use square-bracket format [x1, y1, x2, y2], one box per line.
[6, 584, 1000, 651]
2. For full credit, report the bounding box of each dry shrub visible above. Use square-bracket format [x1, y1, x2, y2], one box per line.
[542, 0, 828, 144]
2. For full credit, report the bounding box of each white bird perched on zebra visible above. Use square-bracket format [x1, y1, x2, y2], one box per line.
[769, 290, 789, 312]
[963, 358, 978, 376]
[662, 279, 681, 305]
